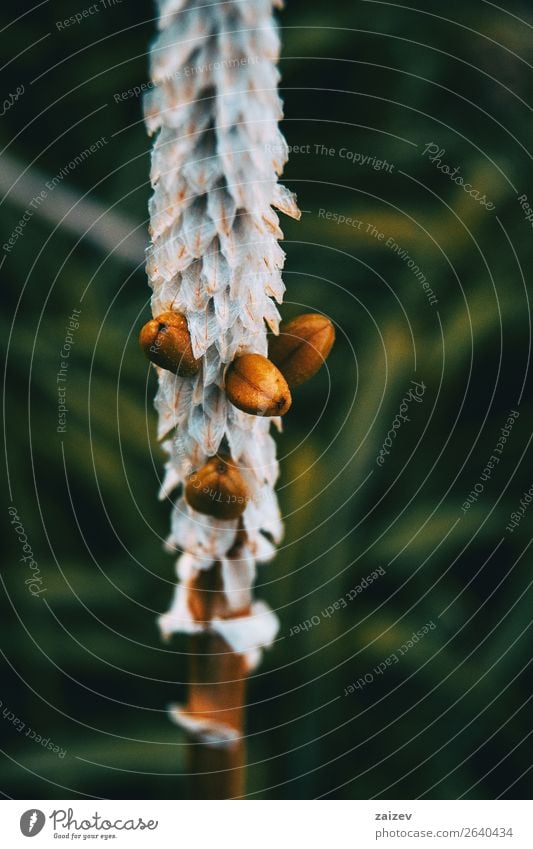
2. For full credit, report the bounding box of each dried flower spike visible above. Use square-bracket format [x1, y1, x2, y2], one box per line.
[269, 313, 335, 388]
[139, 311, 200, 376]
[185, 455, 249, 520]
[225, 353, 292, 417]
[145, 0, 301, 799]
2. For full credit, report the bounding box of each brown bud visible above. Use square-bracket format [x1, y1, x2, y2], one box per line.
[185, 455, 249, 520]
[269, 313, 335, 388]
[139, 311, 200, 377]
[225, 353, 292, 417]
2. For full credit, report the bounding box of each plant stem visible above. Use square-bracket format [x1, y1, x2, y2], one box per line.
[184, 560, 248, 799]
[187, 633, 247, 799]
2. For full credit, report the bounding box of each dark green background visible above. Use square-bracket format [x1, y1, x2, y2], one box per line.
[1, 0, 532, 799]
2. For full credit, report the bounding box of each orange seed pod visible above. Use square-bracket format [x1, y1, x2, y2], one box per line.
[269, 313, 335, 388]
[225, 353, 292, 417]
[185, 455, 249, 520]
[139, 311, 200, 377]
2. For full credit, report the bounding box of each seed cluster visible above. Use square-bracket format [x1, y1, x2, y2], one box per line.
[140, 309, 335, 517]
[144, 0, 333, 693]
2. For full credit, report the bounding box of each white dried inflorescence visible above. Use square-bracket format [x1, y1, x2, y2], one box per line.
[145, 0, 300, 678]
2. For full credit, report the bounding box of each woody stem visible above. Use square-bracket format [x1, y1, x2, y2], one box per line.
[186, 633, 247, 799]
[184, 560, 249, 799]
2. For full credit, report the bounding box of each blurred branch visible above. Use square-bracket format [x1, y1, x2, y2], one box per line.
[0, 151, 146, 265]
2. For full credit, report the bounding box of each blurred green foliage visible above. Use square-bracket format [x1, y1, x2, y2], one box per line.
[1, 0, 532, 799]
